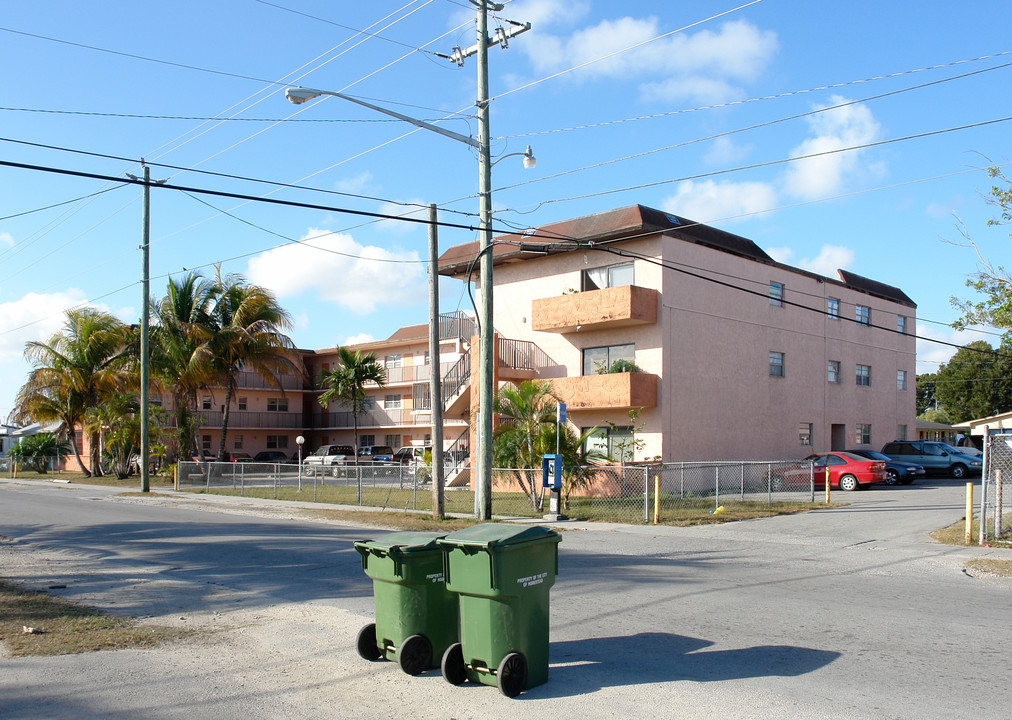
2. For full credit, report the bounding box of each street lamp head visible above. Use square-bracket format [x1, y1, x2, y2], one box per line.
[523, 145, 536, 169]
[296, 435, 305, 446]
[285, 87, 324, 105]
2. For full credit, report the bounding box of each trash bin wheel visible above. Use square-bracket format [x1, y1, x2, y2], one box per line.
[398, 634, 432, 676]
[356, 623, 381, 661]
[496, 652, 528, 698]
[441, 642, 467, 685]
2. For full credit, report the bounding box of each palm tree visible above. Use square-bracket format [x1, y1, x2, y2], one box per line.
[149, 272, 218, 460]
[206, 270, 304, 463]
[318, 347, 386, 457]
[11, 308, 129, 475]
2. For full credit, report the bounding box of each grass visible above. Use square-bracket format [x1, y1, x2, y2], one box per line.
[964, 558, 1012, 577]
[5, 468, 175, 489]
[0, 581, 192, 657]
[930, 517, 1012, 548]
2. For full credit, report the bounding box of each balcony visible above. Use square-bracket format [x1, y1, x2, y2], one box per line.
[549, 372, 657, 411]
[196, 410, 305, 429]
[235, 370, 306, 391]
[531, 285, 658, 333]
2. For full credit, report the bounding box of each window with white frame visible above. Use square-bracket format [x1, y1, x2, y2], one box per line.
[828, 360, 841, 383]
[202, 434, 211, 450]
[584, 425, 635, 462]
[362, 396, 376, 410]
[384, 434, 402, 449]
[769, 281, 784, 307]
[201, 396, 212, 410]
[897, 424, 907, 441]
[267, 398, 288, 412]
[855, 424, 872, 445]
[238, 397, 247, 411]
[384, 354, 402, 369]
[581, 262, 634, 291]
[234, 435, 243, 449]
[827, 297, 840, 319]
[384, 395, 402, 409]
[856, 364, 871, 386]
[897, 370, 908, 391]
[360, 434, 375, 447]
[582, 344, 635, 376]
[799, 423, 813, 446]
[897, 315, 907, 334]
[769, 351, 785, 377]
[856, 305, 871, 326]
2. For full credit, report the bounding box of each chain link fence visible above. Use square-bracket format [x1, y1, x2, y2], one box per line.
[3, 456, 68, 476]
[980, 435, 1012, 543]
[178, 458, 820, 522]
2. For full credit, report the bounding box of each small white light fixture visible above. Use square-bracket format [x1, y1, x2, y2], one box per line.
[285, 87, 324, 105]
[296, 435, 305, 446]
[522, 145, 536, 169]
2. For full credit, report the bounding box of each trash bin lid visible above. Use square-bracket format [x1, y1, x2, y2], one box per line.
[355, 531, 445, 554]
[438, 523, 558, 550]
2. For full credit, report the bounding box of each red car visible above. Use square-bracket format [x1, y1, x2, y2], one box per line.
[773, 452, 887, 492]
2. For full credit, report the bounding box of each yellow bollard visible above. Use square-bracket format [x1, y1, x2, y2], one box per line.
[825, 467, 831, 504]
[653, 475, 660, 524]
[965, 482, 974, 545]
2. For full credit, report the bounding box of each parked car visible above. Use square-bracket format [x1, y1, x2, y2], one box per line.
[847, 449, 925, 485]
[357, 445, 394, 463]
[772, 452, 887, 492]
[254, 450, 289, 464]
[227, 452, 254, 463]
[880, 441, 983, 479]
[303, 445, 354, 468]
[393, 446, 430, 465]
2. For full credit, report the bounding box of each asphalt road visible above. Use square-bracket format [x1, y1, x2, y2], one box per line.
[0, 475, 1009, 719]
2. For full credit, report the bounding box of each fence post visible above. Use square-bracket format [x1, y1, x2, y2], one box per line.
[358, 466, 363, 505]
[714, 466, 719, 511]
[767, 462, 772, 506]
[241, 464, 245, 497]
[680, 462, 684, 498]
[980, 472, 988, 546]
[740, 463, 745, 500]
[644, 469, 650, 522]
[996, 469, 1003, 540]
[653, 473, 660, 524]
[965, 482, 974, 545]
[205, 463, 211, 492]
[274, 470, 277, 500]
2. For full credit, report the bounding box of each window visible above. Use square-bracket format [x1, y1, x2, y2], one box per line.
[897, 315, 907, 334]
[897, 370, 908, 391]
[769, 351, 785, 377]
[584, 425, 635, 462]
[267, 435, 289, 449]
[582, 344, 635, 376]
[897, 424, 908, 441]
[233, 435, 243, 449]
[799, 423, 813, 446]
[582, 262, 634, 291]
[384, 354, 402, 369]
[856, 305, 871, 326]
[769, 281, 784, 307]
[828, 360, 841, 384]
[202, 434, 211, 450]
[362, 396, 376, 410]
[384, 395, 402, 409]
[384, 434, 402, 449]
[267, 398, 288, 412]
[856, 364, 871, 386]
[238, 397, 247, 411]
[855, 424, 872, 445]
[360, 434, 375, 447]
[201, 396, 212, 410]
[827, 297, 840, 319]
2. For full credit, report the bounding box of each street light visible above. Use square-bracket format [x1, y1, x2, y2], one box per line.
[284, 85, 534, 519]
[296, 435, 305, 491]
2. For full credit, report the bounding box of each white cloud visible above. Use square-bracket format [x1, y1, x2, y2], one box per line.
[245, 228, 425, 314]
[795, 245, 855, 277]
[342, 333, 376, 346]
[915, 323, 993, 374]
[782, 96, 882, 200]
[0, 290, 91, 363]
[766, 246, 794, 264]
[662, 179, 777, 224]
[704, 137, 753, 166]
[505, 0, 589, 28]
[376, 201, 430, 235]
[522, 18, 777, 104]
[0, 232, 13, 248]
[334, 172, 374, 194]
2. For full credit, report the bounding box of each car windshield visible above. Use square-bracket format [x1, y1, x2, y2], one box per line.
[861, 451, 889, 461]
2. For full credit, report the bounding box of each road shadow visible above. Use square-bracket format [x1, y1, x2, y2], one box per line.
[524, 632, 840, 698]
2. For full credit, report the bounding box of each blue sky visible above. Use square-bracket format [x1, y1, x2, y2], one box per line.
[1, 0, 1010, 420]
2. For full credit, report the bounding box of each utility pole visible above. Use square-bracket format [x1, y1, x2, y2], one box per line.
[428, 204, 445, 519]
[452, 0, 530, 521]
[139, 161, 151, 493]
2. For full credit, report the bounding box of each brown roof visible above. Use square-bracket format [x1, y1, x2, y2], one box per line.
[837, 270, 916, 308]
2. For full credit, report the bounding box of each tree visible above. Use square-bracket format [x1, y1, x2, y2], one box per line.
[150, 272, 218, 460]
[916, 373, 938, 416]
[206, 270, 304, 463]
[933, 340, 1012, 423]
[7, 433, 70, 474]
[318, 347, 386, 456]
[491, 380, 561, 511]
[951, 166, 1012, 339]
[11, 308, 129, 476]
[918, 408, 952, 424]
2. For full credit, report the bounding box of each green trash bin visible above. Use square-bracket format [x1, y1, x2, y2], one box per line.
[353, 531, 459, 675]
[436, 523, 561, 698]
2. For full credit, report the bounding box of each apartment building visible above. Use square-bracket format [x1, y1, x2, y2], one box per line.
[437, 204, 917, 462]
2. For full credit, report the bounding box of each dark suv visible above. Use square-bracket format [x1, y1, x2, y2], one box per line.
[880, 441, 983, 479]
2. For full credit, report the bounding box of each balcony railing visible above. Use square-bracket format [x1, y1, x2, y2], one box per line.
[234, 370, 306, 391]
[531, 285, 659, 333]
[196, 411, 305, 429]
[307, 407, 434, 429]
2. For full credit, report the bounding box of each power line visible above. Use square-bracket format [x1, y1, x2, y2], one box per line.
[0, 185, 124, 223]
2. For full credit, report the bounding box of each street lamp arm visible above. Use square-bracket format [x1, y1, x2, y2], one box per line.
[285, 87, 479, 149]
[491, 145, 535, 169]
